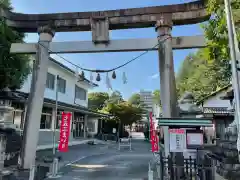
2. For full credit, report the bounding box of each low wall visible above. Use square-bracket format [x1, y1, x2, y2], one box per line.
[37, 130, 75, 146]
[17, 129, 75, 146]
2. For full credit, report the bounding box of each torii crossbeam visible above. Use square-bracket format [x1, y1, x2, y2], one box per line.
[10, 36, 206, 54]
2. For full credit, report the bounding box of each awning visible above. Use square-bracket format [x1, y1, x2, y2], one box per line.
[43, 100, 109, 117]
[157, 118, 213, 127]
[13, 90, 109, 118]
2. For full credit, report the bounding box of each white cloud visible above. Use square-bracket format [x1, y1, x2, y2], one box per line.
[150, 73, 159, 79]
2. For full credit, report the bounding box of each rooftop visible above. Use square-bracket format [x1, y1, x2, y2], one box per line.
[196, 84, 232, 105]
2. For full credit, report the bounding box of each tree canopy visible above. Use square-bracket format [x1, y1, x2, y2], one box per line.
[153, 90, 161, 105]
[88, 92, 109, 110]
[107, 90, 123, 104]
[89, 91, 144, 125]
[128, 93, 141, 106]
[0, 0, 31, 90]
[174, 0, 240, 101]
[100, 102, 144, 125]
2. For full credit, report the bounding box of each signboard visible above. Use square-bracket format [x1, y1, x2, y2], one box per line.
[58, 112, 72, 152]
[186, 133, 203, 146]
[169, 129, 186, 152]
[149, 112, 159, 152]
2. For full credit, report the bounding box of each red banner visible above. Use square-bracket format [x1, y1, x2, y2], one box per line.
[149, 112, 159, 152]
[58, 112, 72, 152]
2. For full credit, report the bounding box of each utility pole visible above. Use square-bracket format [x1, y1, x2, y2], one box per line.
[48, 75, 61, 178]
[224, 0, 240, 161]
[53, 75, 59, 157]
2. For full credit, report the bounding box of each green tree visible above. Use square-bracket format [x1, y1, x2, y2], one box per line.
[153, 90, 161, 105]
[88, 92, 109, 110]
[0, 0, 31, 90]
[175, 0, 240, 100]
[201, 0, 239, 85]
[128, 93, 141, 106]
[100, 102, 144, 125]
[176, 50, 221, 100]
[107, 91, 123, 104]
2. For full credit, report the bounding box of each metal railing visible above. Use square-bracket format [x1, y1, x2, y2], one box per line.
[149, 152, 216, 180]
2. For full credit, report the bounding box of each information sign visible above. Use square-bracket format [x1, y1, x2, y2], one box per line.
[169, 129, 186, 152]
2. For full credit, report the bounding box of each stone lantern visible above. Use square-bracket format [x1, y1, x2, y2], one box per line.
[0, 88, 24, 172]
[0, 87, 24, 129]
[178, 92, 203, 118]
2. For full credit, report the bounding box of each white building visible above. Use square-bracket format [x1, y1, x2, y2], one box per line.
[11, 57, 106, 146]
[197, 84, 234, 140]
[139, 90, 161, 128]
[140, 90, 153, 113]
[139, 90, 161, 117]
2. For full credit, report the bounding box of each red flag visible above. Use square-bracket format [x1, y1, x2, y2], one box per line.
[58, 112, 72, 152]
[149, 112, 159, 152]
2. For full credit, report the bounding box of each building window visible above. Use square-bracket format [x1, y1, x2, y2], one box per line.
[75, 85, 87, 100]
[57, 77, 66, 94]
[87, 121, 95, 133]
[40, 113, 52, 129]
[46, 73, 55, 90]
[40, 107, 52, 129]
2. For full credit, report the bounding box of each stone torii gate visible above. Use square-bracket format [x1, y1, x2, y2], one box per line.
[0, 0, 209, 169]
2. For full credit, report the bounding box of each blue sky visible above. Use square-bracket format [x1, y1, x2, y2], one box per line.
[11, 0, 203, 99]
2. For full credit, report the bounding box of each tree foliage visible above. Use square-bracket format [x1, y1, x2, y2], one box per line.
[0, 0, 31, 90]
[175, 0, 240, 101]
[100, 102, 144, 125]
[89, 91, 144, 125]
[176, 49, 230, 100]
[88, 92, 109, 110]
[153, 90, 161, 105]
[128, 93, 141, 106]
[107, 90, 123, 104]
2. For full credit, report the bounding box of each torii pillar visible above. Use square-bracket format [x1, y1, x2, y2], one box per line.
[155, 16, 179, 157]
[21, 26, 55, 169]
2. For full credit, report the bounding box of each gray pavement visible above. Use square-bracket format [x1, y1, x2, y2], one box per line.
[215, 172, 227, 180]
[59, 141, 151, 180]
[36, 142, 114, 167]
[44, 136, 152, 180]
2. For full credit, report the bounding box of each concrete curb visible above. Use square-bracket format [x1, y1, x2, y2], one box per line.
[36, 139, 109, 151]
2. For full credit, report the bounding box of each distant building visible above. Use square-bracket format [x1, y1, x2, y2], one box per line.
[140, 90, 153, 113]
[139, 90, 161, 128]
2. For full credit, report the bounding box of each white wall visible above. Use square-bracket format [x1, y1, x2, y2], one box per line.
[201, 88, 232, 109]
[19, 59, 94, 107]
[201, 87, 233, 142]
